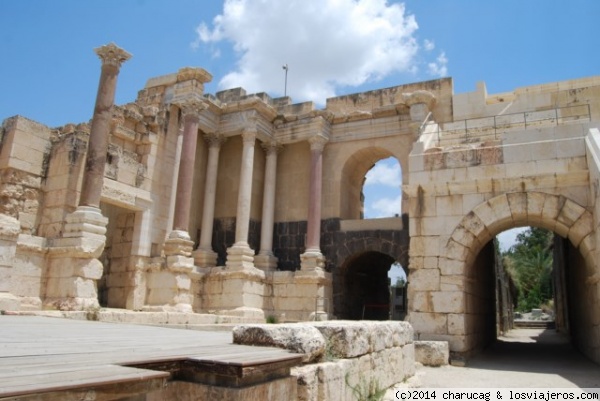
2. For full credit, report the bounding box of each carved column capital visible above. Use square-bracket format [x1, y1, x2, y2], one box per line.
[241, 128, 257, 144]
[261, 141, 283, 155]
[204, 132, 226, 149]
[308, 135, 328, 152]
[94, 43, 132, 69]
[178, 99, 206, 123]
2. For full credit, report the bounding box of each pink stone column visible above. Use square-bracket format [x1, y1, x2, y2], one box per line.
[301, 136, 328, 271]
[193, 133, 224, 267]
[172, 100, 205, 234]
[79, 43, 131, 208]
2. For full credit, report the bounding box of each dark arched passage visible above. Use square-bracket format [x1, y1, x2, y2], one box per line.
[339, 251, 396, 320]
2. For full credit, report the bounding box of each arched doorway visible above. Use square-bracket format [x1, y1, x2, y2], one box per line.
[437, 192, 600, 363]
[340, 251, 399, 320]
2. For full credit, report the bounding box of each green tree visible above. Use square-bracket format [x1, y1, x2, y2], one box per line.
[503, 227, 553, 312]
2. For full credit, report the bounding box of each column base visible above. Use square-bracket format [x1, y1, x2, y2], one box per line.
[226, 242, 256, 271]
[193, 248, 218, 267]
[45, 206, 107, 311]
[0, 292, 21, 311]
[254, 252, 278, 271]
[164, 230, 194, 257]
[300, 249, 325, 271]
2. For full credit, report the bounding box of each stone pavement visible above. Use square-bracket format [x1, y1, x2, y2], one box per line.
[385, 328, 600, 399]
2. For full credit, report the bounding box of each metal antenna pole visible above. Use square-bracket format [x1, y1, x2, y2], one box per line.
[282, 64, 288, 97]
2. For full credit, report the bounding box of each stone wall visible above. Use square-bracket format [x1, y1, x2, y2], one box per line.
[233, 321, 415, 401]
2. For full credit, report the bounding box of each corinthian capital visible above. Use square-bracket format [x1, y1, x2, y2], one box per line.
[178, 99, 206, 122]
[308, 135, 328, 152]
[94, 43, 132, 69]
[204, 132, 226, 148]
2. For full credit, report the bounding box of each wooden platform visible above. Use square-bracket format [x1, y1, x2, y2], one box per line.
[0, 315, 303, 400]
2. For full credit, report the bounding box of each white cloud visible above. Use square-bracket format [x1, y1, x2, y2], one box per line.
[423, 39, 435, 51]
[427, 51, 448, 77]
[195, 0, 425, 103]
[369, 195, 402, 218]
[497, 227, 528, 252]
[365, 160, 401, 187]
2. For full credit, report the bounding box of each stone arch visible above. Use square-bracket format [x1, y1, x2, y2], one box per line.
[332, 234, 409, 319]
[443, 191, 595, 273]
[339, 147, 399, 220]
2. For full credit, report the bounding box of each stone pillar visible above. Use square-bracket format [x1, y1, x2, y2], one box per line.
[193, 133, 225, 267]
[164, 100, 205, 257]
[44, 43, 130, 311]
[0, 214, 21, 311]
[226, 128, 258, 270]
[255, 142, 280, 270]
[80, 43, 131, 208]
[300, 136, 328, 271]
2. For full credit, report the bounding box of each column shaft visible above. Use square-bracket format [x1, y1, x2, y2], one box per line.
[198, 135, 223, 250]
[259, 144, 279, 254]
[234, 130, 256, 246]
[172, 101, 204, 233]
[79, 44, 131, 208]
[306, 142, 324, 251]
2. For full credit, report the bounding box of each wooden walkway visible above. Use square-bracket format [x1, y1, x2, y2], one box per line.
[0, 315, 302, 400]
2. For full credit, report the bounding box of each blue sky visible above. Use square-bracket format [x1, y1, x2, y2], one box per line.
[2, 0, 598, 251]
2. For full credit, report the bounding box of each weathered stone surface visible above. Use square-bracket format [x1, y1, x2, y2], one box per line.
[310, 321, 370, 358]
[233, 324, 326, 363]
[414, 341, 449, 366]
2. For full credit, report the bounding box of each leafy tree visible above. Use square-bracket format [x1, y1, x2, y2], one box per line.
[503, 227, 553, 312]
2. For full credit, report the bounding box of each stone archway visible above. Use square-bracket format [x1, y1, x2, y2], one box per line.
[431, 191, 599, 361]
[443, 192, 594, 272]
[339, 147, 398, 220]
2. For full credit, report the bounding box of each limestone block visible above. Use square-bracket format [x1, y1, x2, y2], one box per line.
[391, 322, 413, 347]
[450, 225, 477, 248]
[232, 324, 326, 363]
[409, 267, 440, 292]
[414, 341, 449, 366]
[445, 239, 469, 262]
[567, 213, 593, 248]
[402, 343, 416, 378]
[292, 364, 319, 401]
[432, 291, 463, 313]
[440, 275, 464, 292]
[368, 322, 394, 352]
[310, 321, 370, 358]
[408, 312, 447, 336]
[558, 199, 586, 229]
[438, 257, 464, 276]
[410, 291, 431, 313]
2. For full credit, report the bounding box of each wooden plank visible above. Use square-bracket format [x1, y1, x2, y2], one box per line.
[0, 365, 169, 398]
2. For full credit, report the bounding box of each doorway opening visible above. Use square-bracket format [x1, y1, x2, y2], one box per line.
[339, 251, 407, 320]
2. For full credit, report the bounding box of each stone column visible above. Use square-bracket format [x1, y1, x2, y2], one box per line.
[79, 43, 131, 208]
[45, 43, 130, 311]
[193, 133, 225, 267]
[164, 99, 205, 257]
[300, 136, 328, 271]
[226, 128, 257, 270]
[254, 142, 280, 270]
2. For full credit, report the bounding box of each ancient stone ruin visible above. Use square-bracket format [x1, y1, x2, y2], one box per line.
[1, 43, 599, 365]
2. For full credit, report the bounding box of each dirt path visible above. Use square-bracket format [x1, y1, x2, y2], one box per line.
[385, 328, 600, 399]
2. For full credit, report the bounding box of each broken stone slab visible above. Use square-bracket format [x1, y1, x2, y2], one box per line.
[414, 340, 449, 366]
[232, 324, 325, 363]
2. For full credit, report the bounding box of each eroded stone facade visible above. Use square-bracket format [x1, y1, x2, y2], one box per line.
[1, 43, 599, 364]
